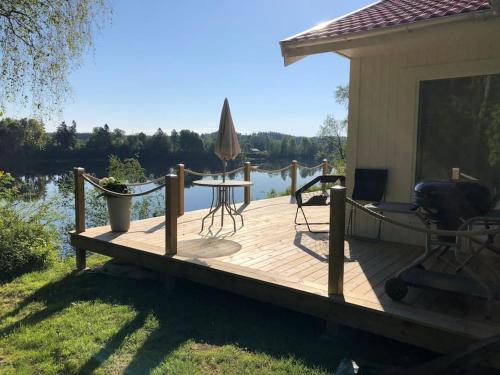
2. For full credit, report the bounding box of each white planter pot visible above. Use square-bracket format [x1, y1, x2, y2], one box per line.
[106, 196, 132, 232]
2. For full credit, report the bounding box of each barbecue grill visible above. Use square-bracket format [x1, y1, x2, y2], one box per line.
[414, 180, 492, 230]
[384, 180, 500, 317]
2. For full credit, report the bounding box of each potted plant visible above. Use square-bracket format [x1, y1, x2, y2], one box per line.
[99, 177, 132, 232]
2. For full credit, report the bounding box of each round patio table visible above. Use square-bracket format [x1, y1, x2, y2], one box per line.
[193, 180, 253, 231]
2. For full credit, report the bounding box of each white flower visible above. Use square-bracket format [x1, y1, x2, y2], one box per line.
[108, 177, 116, 184]
[99, 177, 109, 186]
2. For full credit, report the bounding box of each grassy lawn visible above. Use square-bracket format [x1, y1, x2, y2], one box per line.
[0, 255, 433, 374]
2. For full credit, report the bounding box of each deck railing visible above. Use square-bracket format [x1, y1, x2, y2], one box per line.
[179, 159, 335, 210]
[73, 167, 180, 269]
[73, 160, 345, 298]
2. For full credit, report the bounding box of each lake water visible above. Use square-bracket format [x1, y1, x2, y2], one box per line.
[39, 165, 324, 211]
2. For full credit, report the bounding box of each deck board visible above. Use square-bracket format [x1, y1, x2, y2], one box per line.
[72, 195, 500, 355]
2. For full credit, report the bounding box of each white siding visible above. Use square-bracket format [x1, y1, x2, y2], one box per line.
[346, 19, 500, 245]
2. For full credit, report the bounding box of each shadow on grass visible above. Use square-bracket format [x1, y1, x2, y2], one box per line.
[1, 264, 435, 374]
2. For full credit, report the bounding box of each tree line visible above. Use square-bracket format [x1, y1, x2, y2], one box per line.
[0, 118, 346, 172]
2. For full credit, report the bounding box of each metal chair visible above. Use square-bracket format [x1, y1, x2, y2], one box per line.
[347, 168, 388, 240]
[294, 175, 346, 233]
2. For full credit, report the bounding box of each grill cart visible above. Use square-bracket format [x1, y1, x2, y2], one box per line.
[367, 180, 500, 317]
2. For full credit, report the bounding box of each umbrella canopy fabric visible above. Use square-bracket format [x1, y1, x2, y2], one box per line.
[215, 98, 241, 161]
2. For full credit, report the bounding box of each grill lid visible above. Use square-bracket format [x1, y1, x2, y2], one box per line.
[414, 180, 491, 230]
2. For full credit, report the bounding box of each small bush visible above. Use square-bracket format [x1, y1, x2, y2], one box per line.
[0, 206, 57, 282]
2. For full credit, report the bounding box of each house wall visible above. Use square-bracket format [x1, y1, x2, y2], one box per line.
[345, 18, 500, 245]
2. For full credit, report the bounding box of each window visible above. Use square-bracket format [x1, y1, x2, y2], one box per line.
[416, 73, 500, 194]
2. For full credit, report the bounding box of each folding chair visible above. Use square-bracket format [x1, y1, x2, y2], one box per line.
[294, 175, 346, 233]
[347, 168, 388, 240]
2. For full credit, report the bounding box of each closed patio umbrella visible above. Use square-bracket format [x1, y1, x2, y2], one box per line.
[215, 98, 241, 182]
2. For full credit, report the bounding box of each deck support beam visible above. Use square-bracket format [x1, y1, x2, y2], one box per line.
[329, 185, 346, 296]
[73, 167, 86, 270]
[244, 162, 251, 204]
[165, 174, 179, 255]
[176, 164, 185, 216]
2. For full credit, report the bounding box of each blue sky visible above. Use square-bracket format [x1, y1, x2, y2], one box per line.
[42, 1, 370, 136]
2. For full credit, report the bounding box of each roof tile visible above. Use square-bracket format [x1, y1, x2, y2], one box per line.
[284, 0, 491, 44]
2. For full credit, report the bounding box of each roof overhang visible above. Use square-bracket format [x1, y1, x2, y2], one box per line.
[280, 9, 495, 66]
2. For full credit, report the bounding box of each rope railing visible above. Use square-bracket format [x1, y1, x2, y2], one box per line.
[184, 166, 245, 177]
[252, 164, 291, 174]
[82, 173, 166, 187]
[346, 197, 500, 238]
[82, 173, 166, 198]
[297, 163, 322, 171]
[183, 162, 330, 177]
[128, 176, 167, 186]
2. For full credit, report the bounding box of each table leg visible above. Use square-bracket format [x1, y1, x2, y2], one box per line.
[227, 186, 243, 228]
[201, 186, 220, 230]
[224, 187, 237, 231]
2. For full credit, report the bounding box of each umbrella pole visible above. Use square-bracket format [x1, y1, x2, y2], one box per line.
[223, 160, 227, 182]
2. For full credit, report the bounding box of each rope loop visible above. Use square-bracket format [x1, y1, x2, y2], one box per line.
[184, 166, 247, 177]
[296, 163, 322, 171]
[252, 165, 291, 174]
[128, 176, 166, 186]
[82, 173, 166, 198]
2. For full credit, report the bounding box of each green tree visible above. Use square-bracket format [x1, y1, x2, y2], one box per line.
[335, 84, 349, 109]
[0, 0, 110, 116]
[171, 129, 179, 152]
[179, 129, 203, 152]
[54, 121, 77, 150]
[0, 117, 47, 160]
[288, 137, 297, 157]
[318, 84, 349, 168]
[280, 137, 289, 157]
[87, 123, 112, 152]
[107, 155, 145, 183]
[318, 115, 346, 163]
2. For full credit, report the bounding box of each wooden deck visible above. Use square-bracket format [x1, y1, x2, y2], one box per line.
[71, 195, 500, 355]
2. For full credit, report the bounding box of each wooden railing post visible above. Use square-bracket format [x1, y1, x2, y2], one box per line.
[165, 174, 178, 255]
[176, 164, 185, 216]
[291, 160, 298, 197]
[244, 161, 251, 204]
[329, 185, 346, 296]
[322, 158, 328, 191]
[73, 167, 86, 270]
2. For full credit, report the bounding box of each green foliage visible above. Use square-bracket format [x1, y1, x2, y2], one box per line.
[318, 115, 347, 163]
[0, 170, 17, 200]
[318, 84, 349, 166]
[3, 119, 329, 170]
[0, 205, 57, 282]
[87, 124, 112, 152]
[107, 155, 146, 183]
[179, 129, 204, 152]
[54, 121, 77, 150]
[335, 84, 349, 109]
[0, 0, 110, 116]
[0, 118, 47, 160]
